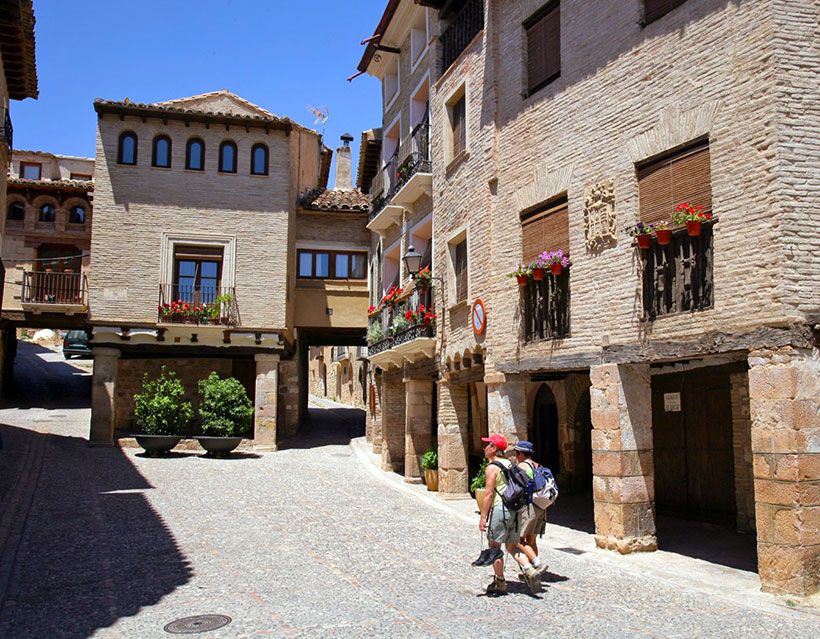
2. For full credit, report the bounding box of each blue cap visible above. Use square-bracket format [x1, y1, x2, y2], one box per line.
[514, 440, 534, 454]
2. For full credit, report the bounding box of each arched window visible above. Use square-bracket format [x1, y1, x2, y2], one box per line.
[118, 131, 138, 165]
[7, 202, 25, 221]
[186, 138, 205, 171]
[39, 204, 56, 222]
[69, 205, 86, 224]
[218, 141, 237, 173]
[152, 135, 172, 168]
[250, 143, 269, 175]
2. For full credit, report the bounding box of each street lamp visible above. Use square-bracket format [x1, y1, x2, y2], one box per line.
[403, 245, 423, 277]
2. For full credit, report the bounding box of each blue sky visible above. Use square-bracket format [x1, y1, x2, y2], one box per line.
[12, 0, 385, 184]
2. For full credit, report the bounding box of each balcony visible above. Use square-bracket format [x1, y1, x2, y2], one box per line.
[441, 0, 484, 73]
[641, 224, 714, 320]
[158, 284, 239, 326]
[523, 271, 570, 343]
[1, 108, 12, 153]
[367, 117, 432, 234]
[367, 285, 436, 368]
[21, 271, 88, 314]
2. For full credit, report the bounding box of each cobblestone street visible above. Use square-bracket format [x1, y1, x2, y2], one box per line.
[0, 345, 817, 638]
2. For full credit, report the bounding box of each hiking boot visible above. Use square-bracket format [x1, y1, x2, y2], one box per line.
[485, 576, 507, 596]
[471, 548, 492, 566]
[523, 566, 541, 594]
[476, 547, 503, 566]
[534, 561, 550, 576]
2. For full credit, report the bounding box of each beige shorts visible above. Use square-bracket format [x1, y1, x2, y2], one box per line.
[518, 504, 547, 537]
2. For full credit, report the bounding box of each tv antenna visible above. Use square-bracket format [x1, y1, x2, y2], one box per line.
[306, 105, 329, 134]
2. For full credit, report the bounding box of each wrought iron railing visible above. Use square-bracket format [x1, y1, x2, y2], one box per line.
[523, 271, 570, 342]
[21, 271, 88, 306]
[158, 284, 239, 325]
[367, 285, 435, 356]
[1, 109, 12, 152]
[642, 225, 714, 320]
[441, 0, 484, 73]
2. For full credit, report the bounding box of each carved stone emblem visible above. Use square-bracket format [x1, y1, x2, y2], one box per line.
[584, 180, 617, 250]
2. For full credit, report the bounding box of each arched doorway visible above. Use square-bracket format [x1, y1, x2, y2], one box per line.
[532, 384, 560, 473]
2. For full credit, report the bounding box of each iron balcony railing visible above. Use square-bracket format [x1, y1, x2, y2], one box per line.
[367, 285, 435, 356]
[441, 0, 484, 73]
[642, 225, 714, 320]
[523, 271, 570, 342]
[1, 109, 12, 152]
[158, 284, 239, 325]
[21, 271, 88, 307]
[368, 115, 431, 221]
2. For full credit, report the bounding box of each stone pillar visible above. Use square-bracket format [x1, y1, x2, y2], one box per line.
[437, 380, 470, 497]
[404, 378, 434, 483]
[589, 363, 657, 554]
[254, 354, 279, 451]
[485, 372, 528, 444]
[730, 371, 756, 533]
[89, 347, 120, 446]
[369, 371, 384, 453]
[381, 369, 406, 473]
[748, 346, 819, 596]
[277, 357, 300, 437]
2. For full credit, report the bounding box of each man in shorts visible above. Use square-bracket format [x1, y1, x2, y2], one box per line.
[514, 441, 549, 578]
[478, 434, 540, 595]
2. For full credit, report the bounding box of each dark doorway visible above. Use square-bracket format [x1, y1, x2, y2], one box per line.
[573, 391, 593, 491]
[532, 384, 560, 474]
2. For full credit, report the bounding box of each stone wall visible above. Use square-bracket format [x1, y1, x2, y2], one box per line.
[730, 370, 756, 533]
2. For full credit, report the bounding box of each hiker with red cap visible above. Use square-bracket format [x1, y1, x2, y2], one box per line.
[477, 433, 541, 595]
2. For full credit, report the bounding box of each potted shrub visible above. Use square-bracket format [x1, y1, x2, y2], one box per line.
[389, 314, 411, 337]
[543, 249, 571, 275]
[470, 458, 489, 512]
[404, 304, 437, 336]
[421, 447, 438, 491]
[674, 202, 712, 237]
[366, 322, 384, 345]
[196, 372, 254, 456]
[654, 220, 673, 246]
[626, 222, 655, 249]
[381, 285, 404, 309]
[207, 293, 233, 325]
[132, 367, 193, 455]
[507, 264, 531, 287]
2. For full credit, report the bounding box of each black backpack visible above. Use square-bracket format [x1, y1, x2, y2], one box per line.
[491, 460, 530, 511]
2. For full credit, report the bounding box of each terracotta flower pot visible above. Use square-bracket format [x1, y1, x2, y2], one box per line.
[531, 267, 545, 281]
[656, 229, 673, 245]
[516, 275, 528, 287]
[550, 263, 563, 276]
[423, 468, 439, 491]
[636, 234, 653, 249]
[686, 220, 702, 237]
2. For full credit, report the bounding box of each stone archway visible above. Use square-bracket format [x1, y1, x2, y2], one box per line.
[532, 384, 560, 473]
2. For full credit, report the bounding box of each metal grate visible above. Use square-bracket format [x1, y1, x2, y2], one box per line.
[164, 615, 232, 634]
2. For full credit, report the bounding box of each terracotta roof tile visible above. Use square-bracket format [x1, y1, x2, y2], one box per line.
[299, 188, 370, 212]
[8, 177, 94, 191]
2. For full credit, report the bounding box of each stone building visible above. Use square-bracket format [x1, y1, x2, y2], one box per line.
[357, 0, 819, 595]
[307, 344, 368, 408]
[88, 91, 369, 450]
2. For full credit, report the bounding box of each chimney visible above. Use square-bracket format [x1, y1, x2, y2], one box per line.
[334, 132, 354, 191]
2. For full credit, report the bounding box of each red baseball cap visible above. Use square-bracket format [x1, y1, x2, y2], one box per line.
[481, 434, 508, 450]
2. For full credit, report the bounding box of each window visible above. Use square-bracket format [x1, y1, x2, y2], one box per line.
[450, 237, 468, 303]
[525, 1, 560, 96]
[20, 162, 41, 180]
[186, 138, 205, 170]
[448, 92, 466, 160]
[520, 194, 569, 263]
[219, 141, 237, 173]
[173, 245, 223, 305]
[383, 57, 399, 108]
[152, 135, 172, 168]
[70, 173, 92, 181]
[637, 139, 712, 225]
[69, 205, 86, 224]
[117, 131, 137, 165]
[39, 204, 56, 222]
[250, 143, 268, 175]
[643, 0, 688, 26]
[297, 250, 367, 280]
[7, 202, 25, 221]
[410, 10, 428, 67]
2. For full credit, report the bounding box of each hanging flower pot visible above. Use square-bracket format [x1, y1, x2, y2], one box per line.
[656, 229, 673, 245]
[685, 220, 702, 237]
[636, 234, 653, 249]
[550, 263, 563, 276]
[531, 267, 545, 281]
[516, 275, 529, 287]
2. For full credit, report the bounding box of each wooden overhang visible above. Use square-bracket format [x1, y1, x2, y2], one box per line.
[0, 0, 38, 100]
[356, 0, 402, 73]
[356, 132, 382, 194]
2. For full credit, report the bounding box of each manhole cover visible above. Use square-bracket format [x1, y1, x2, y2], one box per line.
[556, 546, 585, 555]
[164, 615, 231, 634]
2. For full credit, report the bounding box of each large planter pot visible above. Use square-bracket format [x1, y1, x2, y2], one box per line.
[196, 436, 243, 457]
[656, 229, 673, 246]
[636, 233, 653, 249]
[550, 263, 563, 276]
[531, 267, 545, 281]
[474, 488, 486, 512]
[423, 468, 439, 491]
[685, 220, 702, 237]
[135, 435, 182, 456]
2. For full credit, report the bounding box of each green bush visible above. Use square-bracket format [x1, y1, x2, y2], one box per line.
[198, 372, 254, 437]
[133, 367, 193, 435]
[469, 458, 489, 493]
[421, 447, 438, 470]
[367, 323, 384, 344]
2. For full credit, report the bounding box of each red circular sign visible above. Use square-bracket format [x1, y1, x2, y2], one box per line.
[472, 298, 486, 336]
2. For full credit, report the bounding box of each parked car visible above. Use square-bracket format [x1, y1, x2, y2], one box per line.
[63, 330, 91, 358]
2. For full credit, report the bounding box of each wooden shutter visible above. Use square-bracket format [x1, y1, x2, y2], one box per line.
[521, 197, 569, 263]
[526, 2, 560, 93]
[452, 95, 466, 158]
[454, 239, 468, 302]
[638, 141, 712, 225]
[644, 0, 687, 26]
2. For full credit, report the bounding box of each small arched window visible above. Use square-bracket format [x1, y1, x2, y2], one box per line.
[69, 205, 86, 224]
[39, 204, 56, 222]
[7, 202, 25, 221]
[218, 141, 237, 173]
[186, 138, 205, 171]
[250, 143, 269, 175]
[118, 131, 138, 165]
[152, 135, 172, 168]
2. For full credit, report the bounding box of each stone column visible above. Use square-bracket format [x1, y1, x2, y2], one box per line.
[437, 380, 470, 498]
[404, 378, 434, 483]
[485, 372, 528, 444]
[730, 371, 756, 533]
[254, 354, 279, 451]
[89, 347, 120, 446]
[370, 371, 384, 453]
[748, 346, 819, 596]
[381, 369, 406, 473]
[589, 363, 657, 554]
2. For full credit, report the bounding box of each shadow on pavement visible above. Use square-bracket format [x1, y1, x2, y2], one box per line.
[280, 406, 365, 449]
[0, 424, 192, 638]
